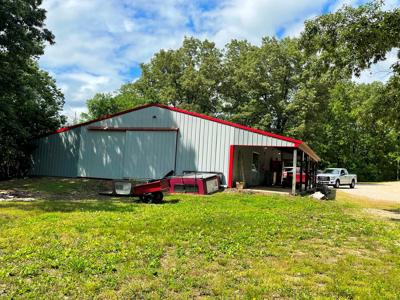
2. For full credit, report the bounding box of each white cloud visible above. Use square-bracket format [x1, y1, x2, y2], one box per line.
[40, 0, 196, 121]
[39, 0, 400, 121]
[62, 73, 111, 101]
[328, 0, 359, 12]
[206, 0, 330, 45]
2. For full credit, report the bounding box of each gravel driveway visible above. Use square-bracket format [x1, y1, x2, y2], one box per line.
[339, 181, 400, 203]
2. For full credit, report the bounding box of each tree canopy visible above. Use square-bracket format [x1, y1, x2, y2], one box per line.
[301, 1, 400, 77]
[0, 0, 65, 178]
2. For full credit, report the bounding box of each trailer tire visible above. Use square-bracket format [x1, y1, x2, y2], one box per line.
[152, 192, 163, 203]
[142, 195, 152, 203]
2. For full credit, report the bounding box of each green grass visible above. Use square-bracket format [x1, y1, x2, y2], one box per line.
[1, 178, 400, 299]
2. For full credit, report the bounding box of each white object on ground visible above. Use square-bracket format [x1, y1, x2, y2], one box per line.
[310, 191, 325, 200]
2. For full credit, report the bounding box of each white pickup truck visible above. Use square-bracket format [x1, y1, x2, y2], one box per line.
[317, 168, 357, 188]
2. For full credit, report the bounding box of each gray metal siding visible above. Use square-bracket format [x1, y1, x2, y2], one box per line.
[31, 106, 295, 183]
[77, 130, 125, 179]
[123, 131, 176, 179]
[92, 107, 294, 184]
[30, 127, 81, 177]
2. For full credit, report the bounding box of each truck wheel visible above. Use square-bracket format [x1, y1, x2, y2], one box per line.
[350, 179, 355, 189]
[334, 179, 340, 189]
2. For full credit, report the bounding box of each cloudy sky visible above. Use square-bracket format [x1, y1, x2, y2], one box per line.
[39, 0, 400, 120]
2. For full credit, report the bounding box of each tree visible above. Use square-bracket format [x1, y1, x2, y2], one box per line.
[0, 0, 65, 178]
[134, 37, 224, 114]
[301, 1, 400, 77]
[300, 0, 400, 178]
[80, 84, 151, 121]
[322, 82, 397, 180]
[222, 37, 303, 133]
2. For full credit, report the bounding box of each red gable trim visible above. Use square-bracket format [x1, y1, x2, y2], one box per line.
[50, 103, 302, 145]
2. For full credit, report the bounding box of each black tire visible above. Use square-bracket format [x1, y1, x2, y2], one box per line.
[334, 179, 340, 189]
[151, 192, 163, 203]
[142, 195, 152, 203]
[350, 179, 355, 189]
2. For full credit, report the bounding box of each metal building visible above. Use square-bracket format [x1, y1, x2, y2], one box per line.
[31, 103, 320, 194]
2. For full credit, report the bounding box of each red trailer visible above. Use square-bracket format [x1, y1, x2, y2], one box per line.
[101, 179, 170, 203]
[169, 172, 221, 194]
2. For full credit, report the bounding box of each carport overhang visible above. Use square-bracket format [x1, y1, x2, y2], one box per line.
[297, 142, 320, 163]
[228, 142, 320, 195]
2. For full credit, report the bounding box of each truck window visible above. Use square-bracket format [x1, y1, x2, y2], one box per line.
[340, 170, 345, 176]
[323, 169, 340, 174]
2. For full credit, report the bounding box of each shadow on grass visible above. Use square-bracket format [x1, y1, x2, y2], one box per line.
[384, 208, 400, 214]
[385, 208, 400, 222]
[0, 198, 181, 213]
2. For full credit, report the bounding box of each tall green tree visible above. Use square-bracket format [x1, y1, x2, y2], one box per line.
[222, 38, 303, 133]
[319, 82, 397, 180]
[300, 0, 400, 178]
[300, 1, 400, 129]
[0, 0, 65, 178]
[134, 37, 224, 114]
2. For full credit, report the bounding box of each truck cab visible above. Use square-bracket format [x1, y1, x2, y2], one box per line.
[317, 168, 357, 188]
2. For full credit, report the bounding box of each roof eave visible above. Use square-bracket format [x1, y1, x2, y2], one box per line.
[298, 142, 321, 162]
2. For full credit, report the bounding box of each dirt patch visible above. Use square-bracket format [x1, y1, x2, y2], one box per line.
[364, 208, 400, 221]
[0, 178, 116, 201]
[339, 182, 400, 203]
[0, 189, 38, 202]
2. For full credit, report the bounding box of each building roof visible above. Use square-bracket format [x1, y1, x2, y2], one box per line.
[53, 103, 320, 161]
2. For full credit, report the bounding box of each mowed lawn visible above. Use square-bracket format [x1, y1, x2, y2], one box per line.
[0, 178, 400, 299]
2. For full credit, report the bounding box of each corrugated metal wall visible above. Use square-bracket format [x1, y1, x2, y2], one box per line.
[77, 130, 125, 179]
[123, 131, 177, 179]
[31, 106, 295, 184]
[30, 127, 81, 177]
[92, 106, 294, 184]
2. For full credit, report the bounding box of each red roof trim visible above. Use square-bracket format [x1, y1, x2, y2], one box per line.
[49, 103, 302, 145]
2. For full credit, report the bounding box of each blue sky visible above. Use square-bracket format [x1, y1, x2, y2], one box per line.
[39, 0, 400, 120]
